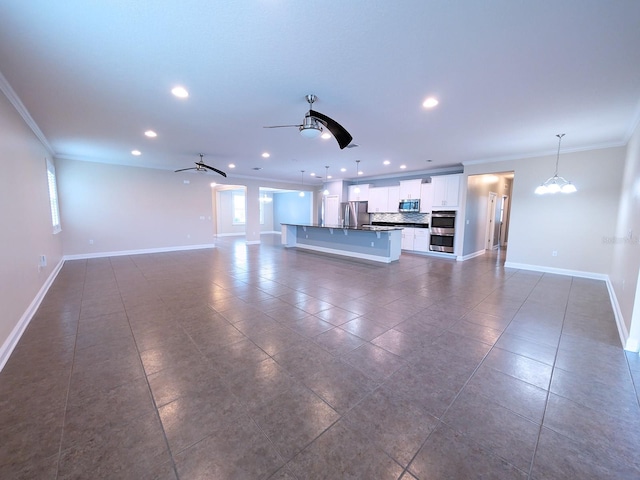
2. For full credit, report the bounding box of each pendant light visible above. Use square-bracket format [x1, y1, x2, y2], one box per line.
[323, 166, 330, 196]
[354, 160, 361, 194]
[535, 134, 577, 195]
[299, 170, 305, 197]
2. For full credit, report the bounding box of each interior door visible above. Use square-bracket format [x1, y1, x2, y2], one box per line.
[485, 192, 497, 250]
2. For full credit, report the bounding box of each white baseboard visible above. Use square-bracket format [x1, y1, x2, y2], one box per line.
[215, 233, 244, 237]
[458, 250, 486, 261]
[64, 243, 216, 260]
[0, 257, 65, 371]
[504, 261, 629, 349]
[245, 240, 261, 245]
[503, 261, 609, 280]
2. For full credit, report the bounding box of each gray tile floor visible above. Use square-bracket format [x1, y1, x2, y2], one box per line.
[2, 234, 640, 479]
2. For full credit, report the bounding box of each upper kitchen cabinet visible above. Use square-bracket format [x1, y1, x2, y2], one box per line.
[431, 174, 461, 208]
[398, 179, 422, 199]
[367, 186, 400, 213]
[348, 184, 369, 201]
[419, 183, 433, 213]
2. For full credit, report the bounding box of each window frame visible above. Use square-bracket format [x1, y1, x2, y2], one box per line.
[46, 158, 62, 234]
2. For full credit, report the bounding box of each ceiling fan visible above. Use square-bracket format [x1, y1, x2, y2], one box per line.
[174, 154, 227, 177]
[264, 94, 353, 149]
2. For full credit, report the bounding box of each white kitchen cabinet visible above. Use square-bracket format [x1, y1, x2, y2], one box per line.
[367, 187, 386, 212]
[348, 184, 369, 201]
[413, 228, 430, 252]
[401, 227, 415, 250]
[398, 179, 422, 199]
[367, 186, 400, 212]
[431, 174, 461, 207]
[387, 186, 400, 212]
[419, 183, 433, 213]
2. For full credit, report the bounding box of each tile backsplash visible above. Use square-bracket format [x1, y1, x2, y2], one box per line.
[371, 212, 430, 224]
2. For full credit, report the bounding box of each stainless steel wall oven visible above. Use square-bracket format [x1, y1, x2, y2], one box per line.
[430, 210, 456, 253]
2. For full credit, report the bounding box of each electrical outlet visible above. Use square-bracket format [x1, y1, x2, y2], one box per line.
[39, 255, 47, 267]
[370, 241, 374, 247]
[552, 250, 558, 257]
[89, 239, 94, 245]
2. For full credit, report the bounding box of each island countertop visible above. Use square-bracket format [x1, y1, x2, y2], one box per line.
[280, 223, 403, 232]
[280, 223, 402, 263]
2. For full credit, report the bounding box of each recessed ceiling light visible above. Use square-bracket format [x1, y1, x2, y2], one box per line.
[261, 152, 270, 158]
[310, 172, 316, 176]
[228, 163, 236, 168]
[383, 160, 391, 165]
[358, 170, 363, 175]
[210, 182, 217, 187]
[171, 86, 189, 98]
[144, 130, 157, 138]
[327, 175, 333, 179]
[422, 97, 439, 108]
[321, 133, 332, 139]
[340, 167, 347, 172]
[400, 164, 407, 169]
[131, 150, 141, 156]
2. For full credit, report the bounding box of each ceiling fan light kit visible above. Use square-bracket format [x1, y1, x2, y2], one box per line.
[535, 134, 576, 195]
[174, 154, 227, 177]
[265, 94, 353, 149]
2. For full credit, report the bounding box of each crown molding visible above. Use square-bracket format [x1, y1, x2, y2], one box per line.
[0, 70, 55, 156]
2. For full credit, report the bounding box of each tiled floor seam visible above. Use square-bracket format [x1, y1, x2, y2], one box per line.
[526, 275, 573, 479]
[111, 256, 181, 480]
[54, 258, 86, 480]
[398, 269, 552, 479]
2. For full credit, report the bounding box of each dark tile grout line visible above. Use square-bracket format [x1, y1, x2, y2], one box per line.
[112, 256, 181, 480]
[526, 276, 573, 480]
[397, 267, 551, 479]
[54, 258, 86, 480]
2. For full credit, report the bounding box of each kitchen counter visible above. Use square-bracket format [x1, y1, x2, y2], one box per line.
[281, 223, 402, 263]
[371, 221, 429, 228]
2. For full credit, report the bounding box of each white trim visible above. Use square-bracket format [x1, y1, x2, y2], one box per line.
[504, 261, 629, 349]
[503, 262, 608, 280]
[0, 258, 64, 371]
[0, 70, 55, 155]
[288, 244, 396, 263]
[261, 231, 281, 235]
[64, 244, 216, 260]
[215, 233, 245, 237]
[458, 250, 486, 261]
[245, 240, 261, 245]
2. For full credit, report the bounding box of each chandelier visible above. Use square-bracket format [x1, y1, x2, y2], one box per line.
[535, 134, 577, 195]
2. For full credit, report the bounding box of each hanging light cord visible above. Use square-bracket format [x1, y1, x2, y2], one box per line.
[553, 133, 565, 177]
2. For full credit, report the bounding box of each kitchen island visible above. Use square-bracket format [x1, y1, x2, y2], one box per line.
[281, 223, 403, 263]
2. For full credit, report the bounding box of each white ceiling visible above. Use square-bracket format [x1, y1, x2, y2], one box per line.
[1, 1, 639, 185]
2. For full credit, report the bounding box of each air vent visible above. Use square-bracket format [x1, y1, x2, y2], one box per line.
[252, 167, 263, 170]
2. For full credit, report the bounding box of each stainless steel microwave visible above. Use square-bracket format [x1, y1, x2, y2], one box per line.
[399, 199, 420, 212]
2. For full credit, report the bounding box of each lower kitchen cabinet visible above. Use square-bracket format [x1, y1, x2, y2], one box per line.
[401, 227, 415, 250]
[413, 228, 430, 252]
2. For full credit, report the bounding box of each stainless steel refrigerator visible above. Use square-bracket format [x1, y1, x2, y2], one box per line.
[340, 201, 370, 228]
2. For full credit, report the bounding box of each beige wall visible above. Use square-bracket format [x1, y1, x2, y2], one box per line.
[0, 90, 63, 364]
[464, 145, 626, 275]
[611, 121, 640, 345]
[57, 159, 217, 256]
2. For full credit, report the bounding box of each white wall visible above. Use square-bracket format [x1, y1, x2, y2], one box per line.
[57, 159, 217, 256]
[464, 145, 626, 275]
[0, 89, 63, 366]
[610, 121, 640, 346]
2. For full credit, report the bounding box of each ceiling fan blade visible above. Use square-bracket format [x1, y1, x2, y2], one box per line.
[309, 110, 353, 149]
[200, 162, 227, 177]
[263, 124, 303, 128]
[174, 167, 197, 172]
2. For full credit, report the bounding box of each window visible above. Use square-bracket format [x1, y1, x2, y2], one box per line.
[232, 191, 265, 225]
[232, 192, 246, 225]
[46, 158, 61, 234]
